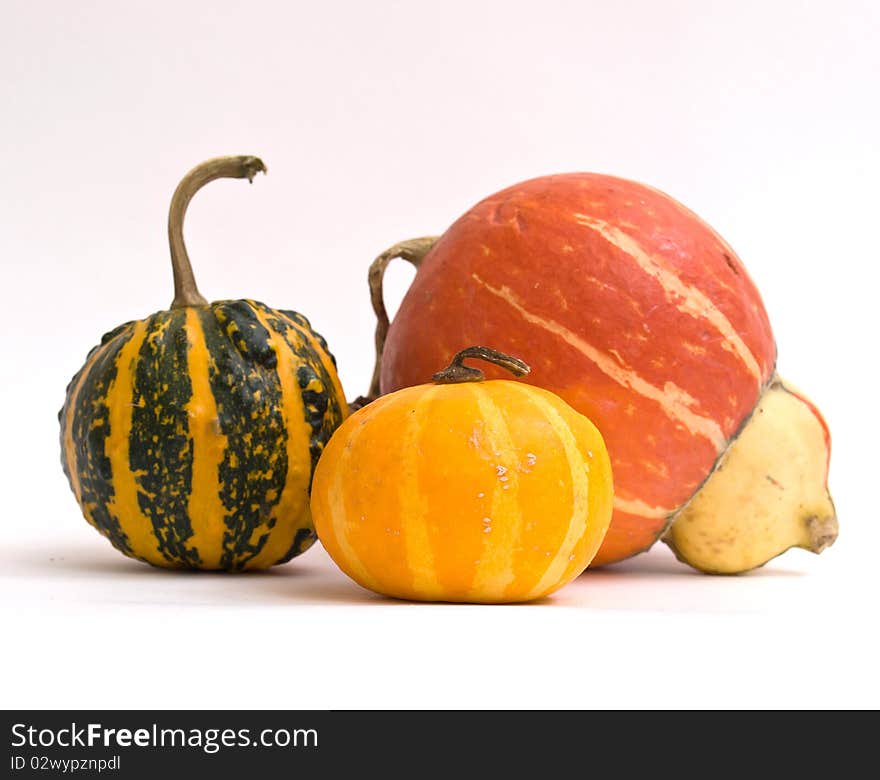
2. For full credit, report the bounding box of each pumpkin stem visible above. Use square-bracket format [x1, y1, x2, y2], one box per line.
[355, 237, 438, 407]
[432, 346, 530, 384]
[168, 155, 267, 309]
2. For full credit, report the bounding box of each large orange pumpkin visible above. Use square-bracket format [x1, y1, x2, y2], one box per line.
[312, 347, 613, 603]
[365, 174, 779, 567]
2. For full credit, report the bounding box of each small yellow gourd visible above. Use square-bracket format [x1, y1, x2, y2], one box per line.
[311, 347, 614, 603]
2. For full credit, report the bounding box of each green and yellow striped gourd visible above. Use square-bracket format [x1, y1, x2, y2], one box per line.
[59, 156, 347, 570]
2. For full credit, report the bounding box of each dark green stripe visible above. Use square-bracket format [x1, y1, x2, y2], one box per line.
[63, 323, 136, 557]
[276, 526, 317, 565]
[277, 308, 338, 368]
[129, 310, 199, 567]
[58, 321, 136, 483]
[202, 301, 288, 570]
[261, 304, 346, 475]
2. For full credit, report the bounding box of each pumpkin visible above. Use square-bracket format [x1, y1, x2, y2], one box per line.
[363, 173, 836, 572]
[311, 346, 613, 603]
[59, 156, 347, 570]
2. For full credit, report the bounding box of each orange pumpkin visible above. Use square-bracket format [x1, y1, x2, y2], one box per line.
[311, 347, 614, 603]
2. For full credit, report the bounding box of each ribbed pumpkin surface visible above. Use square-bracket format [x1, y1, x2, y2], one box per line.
[59, 299, 346, 570]
[378, 174, 777, 566]
[312, 380, 613, 603]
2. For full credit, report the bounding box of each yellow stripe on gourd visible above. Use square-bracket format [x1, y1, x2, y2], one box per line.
[323, 416, 386, 594]
[245, 308, 314, 569]
[182, 308, 229, 569]
[400, 386, 443, 599]
[467, 383, 524, 600]
[510, 385, 591, 601]
[314, 393, 410, 594]
[405, 384, 483, 598]
[103, 320, 169, 566]
[329, 391, 418, 595]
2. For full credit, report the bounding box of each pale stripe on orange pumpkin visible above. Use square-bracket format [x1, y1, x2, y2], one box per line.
[466, 383, 525, 599]
[321, 409, 386, 595]
[512, 385, 592, 601]
[471, 273, 727, 449]
[399, 386, 444, 599]
[312, 380, 613, 602]
[612, 495, 673, 520]
[572, 212, 763, 385]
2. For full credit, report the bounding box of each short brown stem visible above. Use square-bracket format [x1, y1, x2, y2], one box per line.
[432, 346, 530, 384]
[806, 512, 839, 553]
[168, 155, 267, 309]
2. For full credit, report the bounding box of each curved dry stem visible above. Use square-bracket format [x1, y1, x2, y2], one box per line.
[432, 346, 530, 384]
[360, 236, 438, 404]
[168, 155, 267, 309]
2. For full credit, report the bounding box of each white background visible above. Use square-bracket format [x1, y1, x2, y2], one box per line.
[2, 0, 878, 708]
